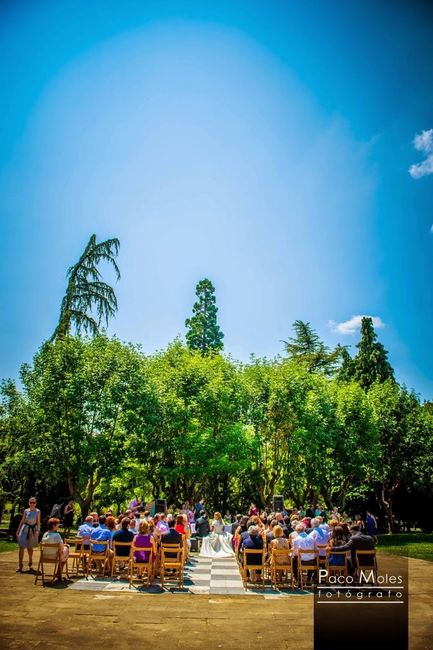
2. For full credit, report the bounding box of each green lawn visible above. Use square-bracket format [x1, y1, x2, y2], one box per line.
[377, 533, 433, 562]
[0, 539, 18, 553]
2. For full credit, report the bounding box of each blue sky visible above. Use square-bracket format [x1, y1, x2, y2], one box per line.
[1, 0, 432, 398]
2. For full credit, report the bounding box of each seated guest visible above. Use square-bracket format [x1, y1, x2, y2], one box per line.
[327, 525, 347, 566]
[233, 515, 249, 552]
[269, 525, 290, 565]
[77, 515, 94, 548]
[161, 519, 182, 546]
[330, 524, 375, 574]
[90, 512, 99, 527]
[111, 517, 134, 571]
[90, 515, 112, 553]
[341, 522, 351, 543]
[112, 517, 134, 553]
[266, 519, 278, 547]
[41, 517, 69, 579]
[239, 524, 264, 561]
[309, 517, 330, 562]
[289, 519, 299, 544]
[161, 519, 182, 558]
[133, 520, 155, 563]
[181, 514, 192, 543]
[292, 523, 316, 580]
[105, 515, 116, 537]
[283, 516, 291, 538]
[231, 514, 242, 536]
[274, 512, 286, 532]
[128, 517, 138, 535]
[174, 514, 186, 535]
[239, 525, 264, 581]
[155, 513, 169, 536]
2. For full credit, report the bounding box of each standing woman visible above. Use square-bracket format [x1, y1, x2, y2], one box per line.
[16, 497, 41, 572]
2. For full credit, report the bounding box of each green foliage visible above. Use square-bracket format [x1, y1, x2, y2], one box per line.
[185, 278, 224, 353]
[283, 320, 342, 374]
[367, 381, 432, 531]
[352, 317, 394, 389]
[17, 335, 144, 517]
[0, 324, 429, 529]
[53, 234, 120, 339]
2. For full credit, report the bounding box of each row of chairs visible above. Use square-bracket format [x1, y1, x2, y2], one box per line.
[238, 547, 377, 591]
[35, 538, 187, 588]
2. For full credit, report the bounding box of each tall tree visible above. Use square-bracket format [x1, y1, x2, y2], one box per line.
[185, 278, 224, 353]
[52, 234, 120, 340]
[20, 335, 144, 518]
[352, 317, 394, 389]
[282, 320, 340, 374]
[336, 345, 355, 382]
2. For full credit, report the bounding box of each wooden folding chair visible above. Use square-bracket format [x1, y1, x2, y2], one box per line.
[160, 543, 184, 588]
[316, 544, 328, 569]
[65, 538, 85, 577]
[270, 548, 293, 589]
[355, 550, 377, 583]
[181, 533, 189, 561]
[129, 545, 153, 588]
[34, 543, 61, 585]
[86, 540, 110, 578]
[241, 549, 266, 591]
[297, 549, 319, 589]
[325, 550, 349, 581]
[111, 541, 133, 577]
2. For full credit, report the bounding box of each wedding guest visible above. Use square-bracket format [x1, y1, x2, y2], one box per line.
[16, 497, 41, 572]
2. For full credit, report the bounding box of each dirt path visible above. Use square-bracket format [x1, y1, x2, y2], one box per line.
[0, 550, 431, 649]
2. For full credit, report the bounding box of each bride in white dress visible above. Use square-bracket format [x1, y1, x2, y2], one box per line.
[199, 512, 234, 558]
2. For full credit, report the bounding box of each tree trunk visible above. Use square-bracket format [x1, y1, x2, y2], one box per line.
[321, 486, 333, 510]
[376, 482, 399, 533]
[0, 495, 6, 524]
[67, 470, 98, 520]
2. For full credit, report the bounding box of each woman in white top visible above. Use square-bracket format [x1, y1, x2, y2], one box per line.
[41, 517, 70, 579]
[16, 497, 41, 572]
[199, 512, 234, 558]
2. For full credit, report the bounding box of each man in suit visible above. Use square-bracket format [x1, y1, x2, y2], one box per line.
[331, 524, 375, 575]
[195, 511, 210, 538]
[160, 519, 182, 559]
[194, 499, 205, 520]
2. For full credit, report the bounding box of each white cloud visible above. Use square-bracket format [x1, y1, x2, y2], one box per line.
[329, 315, 385, 335]
[414, 129, 433, 153]
[409, 128, 433, 178]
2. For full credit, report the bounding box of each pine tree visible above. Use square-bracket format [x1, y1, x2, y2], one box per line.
[336, 344, 355, 382]
[352, 317, 394, 389]
[52, 234, 120, 340]
[185, 279, 224, 353]
[282, 320, 341, 374]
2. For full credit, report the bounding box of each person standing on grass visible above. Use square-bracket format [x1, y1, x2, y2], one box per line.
[16, 497, 41, 572]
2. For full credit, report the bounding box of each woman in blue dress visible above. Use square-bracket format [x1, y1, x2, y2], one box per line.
[16, 497, 41, 572]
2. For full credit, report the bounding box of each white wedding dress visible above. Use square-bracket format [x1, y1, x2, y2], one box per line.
[199, 519, 234, 558]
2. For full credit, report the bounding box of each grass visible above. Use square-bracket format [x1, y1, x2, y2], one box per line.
[377, 533, 433, 563]
[0, 539, 18, 553]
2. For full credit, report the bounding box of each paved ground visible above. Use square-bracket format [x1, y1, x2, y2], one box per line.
[68, 554, 296, 597]
[0, 549, 432, 649]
